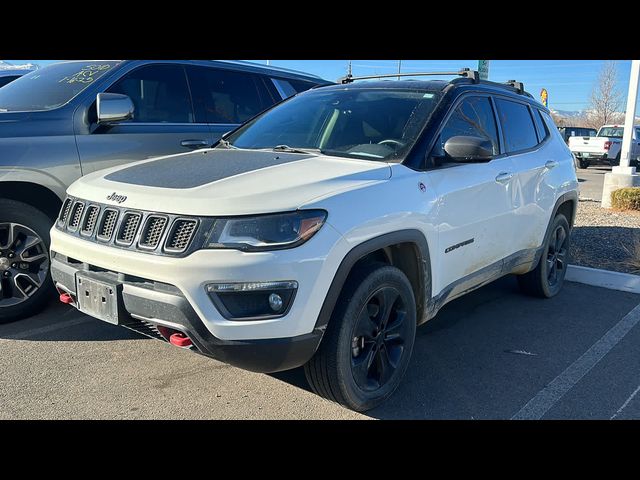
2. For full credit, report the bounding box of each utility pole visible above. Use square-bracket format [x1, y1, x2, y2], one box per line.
[397, 60, 402, 80]
[265, 60, 270, 66]
[347, 60, 352, 77]
[602, 60, 640, 208]
[619, 60, 640, 169]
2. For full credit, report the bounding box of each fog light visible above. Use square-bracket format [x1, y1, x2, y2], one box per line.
[268, 293, 283, 312]
[206, 281, 298, 320]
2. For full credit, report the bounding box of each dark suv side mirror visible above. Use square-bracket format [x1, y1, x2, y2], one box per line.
[97, 93, 134, 124]
[444, 135, 493, 162]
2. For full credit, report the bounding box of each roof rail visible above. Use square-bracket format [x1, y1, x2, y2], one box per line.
[338, 68, 480, 84]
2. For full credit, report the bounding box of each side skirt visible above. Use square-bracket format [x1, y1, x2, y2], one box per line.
[422, 247, 542, 323]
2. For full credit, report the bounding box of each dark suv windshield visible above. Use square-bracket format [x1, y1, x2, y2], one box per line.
[0, 61, 121, 112]
[225, 88, 441, 162]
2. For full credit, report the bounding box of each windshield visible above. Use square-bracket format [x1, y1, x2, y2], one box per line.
[0, 61, 121, 112]
[598, 127, 624, 138]
[225, 88, 441, 162]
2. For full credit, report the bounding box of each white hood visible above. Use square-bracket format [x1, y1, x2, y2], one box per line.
[68, 148, 392, 216]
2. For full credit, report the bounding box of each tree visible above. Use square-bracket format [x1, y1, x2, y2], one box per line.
[587, 61, 624, 128]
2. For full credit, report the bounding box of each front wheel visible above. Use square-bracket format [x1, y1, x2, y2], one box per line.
[0, 199, 55, 324]
[517, 213, 570, 298]
[304, 264, 416, 412]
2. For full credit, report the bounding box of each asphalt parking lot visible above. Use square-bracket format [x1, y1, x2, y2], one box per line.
[2, 275, 639, 420]
[577, 165, 611, 201]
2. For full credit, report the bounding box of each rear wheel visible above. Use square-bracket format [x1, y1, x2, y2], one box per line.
[578, 159, 589, 169]
[518, 213, 570, 298]
[304, 263, 416, 412]
[0, 199, 54, 324]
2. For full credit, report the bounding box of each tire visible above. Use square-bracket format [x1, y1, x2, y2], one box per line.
[0, 199, 55, 324]
[517, 213, 570, 298]
[578, 159, 589, 169]
[304, 263, 417, 411]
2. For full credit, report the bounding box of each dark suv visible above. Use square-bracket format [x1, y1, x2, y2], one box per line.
[0, 60, 330, 323]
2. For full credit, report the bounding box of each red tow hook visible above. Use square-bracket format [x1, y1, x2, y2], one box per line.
[170, 332, 193, 347]
[59, 292, 74, 305]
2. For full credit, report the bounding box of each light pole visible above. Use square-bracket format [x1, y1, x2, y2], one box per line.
[602, 60, 640, 208]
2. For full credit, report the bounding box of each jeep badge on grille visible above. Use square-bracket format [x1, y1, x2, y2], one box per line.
[106, 192, 127, 204]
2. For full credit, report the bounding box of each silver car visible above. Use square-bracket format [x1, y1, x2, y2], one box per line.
[0, 60, 330, 322]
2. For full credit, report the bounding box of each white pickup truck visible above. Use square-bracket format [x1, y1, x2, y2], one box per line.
[569, 124, 640, 169]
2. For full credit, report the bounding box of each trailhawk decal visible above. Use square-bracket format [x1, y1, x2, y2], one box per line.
[445, 238, 474, 254]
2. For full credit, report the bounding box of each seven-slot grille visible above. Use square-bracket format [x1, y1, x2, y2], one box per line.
[97, 209, 119, 241]
[139, 216, 168, 249]
[165, 219, 198, 252]
[56, 197, 199, 256]
[116, 212, 142, 245]
[80, 206, 100, 236]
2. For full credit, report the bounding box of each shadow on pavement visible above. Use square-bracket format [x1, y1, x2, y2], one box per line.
[0, 297, 145, 342]
[273, 275, 640, 419]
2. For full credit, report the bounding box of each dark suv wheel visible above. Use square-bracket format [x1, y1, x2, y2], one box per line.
[517, 213, 570, 298]
[0, 199, 54, 324]
[304, 263, 417, 412]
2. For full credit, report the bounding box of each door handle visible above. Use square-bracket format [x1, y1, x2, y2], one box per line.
[495, 172, 513, 184]
[545, 160, 558, 169]
[181, 139, 209, 149]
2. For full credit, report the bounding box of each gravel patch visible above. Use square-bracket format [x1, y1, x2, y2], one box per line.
[571, 199, 640, 274]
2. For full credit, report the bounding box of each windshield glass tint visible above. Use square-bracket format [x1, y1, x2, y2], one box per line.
[0, 61, 120, 112]
[226, 88, 441, 161]
[598, 127, 624, 138]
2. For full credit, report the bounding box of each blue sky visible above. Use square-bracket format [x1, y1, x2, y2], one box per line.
[6, 59, 637, 112]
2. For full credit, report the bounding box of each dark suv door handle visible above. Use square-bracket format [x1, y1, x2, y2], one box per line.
[181, 139, 209, 149]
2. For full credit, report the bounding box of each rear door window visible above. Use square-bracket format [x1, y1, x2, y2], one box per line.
[187, 66, 268, 124]
[531, 108, 549, 143]
[495, 98, 539, 153]
[107, 64, 194, 123]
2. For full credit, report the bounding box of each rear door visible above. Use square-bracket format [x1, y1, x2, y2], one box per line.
[497, 98, 556, 255]
[427, 95, 516, 293]
[186, 66, 275, 142]
[76, 63, 215, 174]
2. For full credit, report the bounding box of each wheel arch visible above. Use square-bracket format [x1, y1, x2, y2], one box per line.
[0, 181, 63, 221]
[314, 229, 432, 333]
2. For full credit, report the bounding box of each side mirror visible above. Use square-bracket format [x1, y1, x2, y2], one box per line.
[97, 92, 134, 124]
[443, 135, 493, 162]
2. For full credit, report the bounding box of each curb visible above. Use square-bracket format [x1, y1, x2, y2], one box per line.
[566, 265, 640, 294]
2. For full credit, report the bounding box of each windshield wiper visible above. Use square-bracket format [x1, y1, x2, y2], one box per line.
[272, 145, 319, 155]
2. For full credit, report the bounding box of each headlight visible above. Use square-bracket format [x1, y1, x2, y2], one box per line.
[204, 210, 327, 251]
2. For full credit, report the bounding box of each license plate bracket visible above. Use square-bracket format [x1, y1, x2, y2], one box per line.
[75, 274, 122, 325]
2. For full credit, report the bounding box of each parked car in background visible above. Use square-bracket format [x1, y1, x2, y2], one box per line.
[569, 124, 640, 169]
[0, 68, 34, 88]
[0, 60, 331, 323]
[49, 71, 578, 411]
[558, 126, 597, 144]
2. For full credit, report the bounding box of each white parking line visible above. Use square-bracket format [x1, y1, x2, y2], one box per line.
[512, 302, 640, 420]
[610, 384, 640, 420]
[1, 316, 90, 341]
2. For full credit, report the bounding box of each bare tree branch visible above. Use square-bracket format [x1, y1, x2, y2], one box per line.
[587, 61, 625, 128]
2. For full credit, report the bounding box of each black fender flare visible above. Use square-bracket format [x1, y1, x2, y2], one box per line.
[313, 229, 432, 332]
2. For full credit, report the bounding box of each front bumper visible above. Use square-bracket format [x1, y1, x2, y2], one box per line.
[51, 253, 323, 373]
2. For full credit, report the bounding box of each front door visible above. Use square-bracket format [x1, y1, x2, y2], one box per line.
[76, 63, 214, 174]
[427, 95, 516, 296]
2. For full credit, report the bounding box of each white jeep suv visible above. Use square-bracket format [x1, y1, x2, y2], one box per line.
[50, 70, 579, 411]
